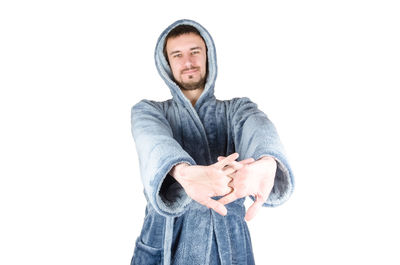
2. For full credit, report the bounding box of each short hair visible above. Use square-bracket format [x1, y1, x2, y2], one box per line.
[163, 24, 206, 62]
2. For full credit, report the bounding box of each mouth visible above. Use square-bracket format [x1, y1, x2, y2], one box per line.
[182, 68, 199, 75]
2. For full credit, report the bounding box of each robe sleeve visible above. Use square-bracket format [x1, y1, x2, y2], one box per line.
[229, 97, 294, 207]
[131, 99, 195, 217]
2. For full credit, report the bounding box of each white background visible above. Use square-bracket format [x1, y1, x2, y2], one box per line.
[1, 0, 399, 264]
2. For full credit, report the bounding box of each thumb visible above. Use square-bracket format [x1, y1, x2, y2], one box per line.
[244, 194, 264, 221]
[203, 197, 228, 216]
[239, 158, 255, 165]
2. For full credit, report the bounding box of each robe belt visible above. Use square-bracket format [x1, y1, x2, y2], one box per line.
[163, 216, 174, 265]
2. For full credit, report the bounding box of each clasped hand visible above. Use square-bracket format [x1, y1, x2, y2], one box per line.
[170, 153, 277, 221]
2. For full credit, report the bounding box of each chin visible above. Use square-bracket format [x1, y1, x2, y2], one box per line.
[182, 78, 200, 84]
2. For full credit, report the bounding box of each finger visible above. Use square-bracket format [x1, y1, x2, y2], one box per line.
[215, 153, 239, 169]
[217, 156, 226, 161]
[244, 195, 264, 221]
[223, 157, 255, 175]
[225, 158, 254, 173]
[226, 185, 234, 194]
[222, 161, 242, 175]
[218, 156, 253, 165]
[239, 158, 255, 165]
[218, 191, 238, 205]
[223, 176, 234, 187]
[227, 176, 234, 184]
[217, 184, 234, 196]
[203, 198, 228, 216]
[223, 167, 238, 176]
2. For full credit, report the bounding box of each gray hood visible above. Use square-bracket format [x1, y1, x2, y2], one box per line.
[154, 19, 218, 108]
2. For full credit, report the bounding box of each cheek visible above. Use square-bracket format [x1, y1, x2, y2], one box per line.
[201, 62, 207, 76]
[201, 56, 207, 70]
[170, 62, 181, 77]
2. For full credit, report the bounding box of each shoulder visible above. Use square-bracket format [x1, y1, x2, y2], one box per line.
[217, 97, 259, 112]
[218, 96, 256, 105]
[131, 99, 174, 113]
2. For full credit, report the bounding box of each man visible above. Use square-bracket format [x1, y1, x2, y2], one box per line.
[130, 19, 294, 265]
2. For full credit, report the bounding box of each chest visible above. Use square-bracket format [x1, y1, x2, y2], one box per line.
[164, 100, 235, 164]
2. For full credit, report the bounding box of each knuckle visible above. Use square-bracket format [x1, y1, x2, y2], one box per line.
[216, 178, 225, 186]
[237, 191, 246, 198]
[241, 165, 250, 174]
[236, 182, 247, 191]
[214, 186, 226, 195]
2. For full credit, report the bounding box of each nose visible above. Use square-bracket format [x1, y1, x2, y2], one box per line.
[185, 61, 192, 68]
[183, 55, 194, 68]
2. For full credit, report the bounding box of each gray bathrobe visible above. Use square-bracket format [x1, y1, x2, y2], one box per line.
[130, 19, 294, 265]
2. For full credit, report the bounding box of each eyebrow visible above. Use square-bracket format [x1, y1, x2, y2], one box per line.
[169, 46, 203, 56]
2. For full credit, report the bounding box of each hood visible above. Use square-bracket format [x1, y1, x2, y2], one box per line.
[154, 19, 218, 109]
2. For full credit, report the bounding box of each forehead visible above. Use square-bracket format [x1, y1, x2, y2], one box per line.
[165, 33, 206, 52]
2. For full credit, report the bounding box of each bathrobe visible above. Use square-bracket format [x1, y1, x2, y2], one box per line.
[130, 19, 294, 265]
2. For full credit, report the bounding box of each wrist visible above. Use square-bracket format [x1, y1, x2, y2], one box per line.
[259, 156, 277, 169]
[259, 156, 275, 162]
[170, 163, 190, 181]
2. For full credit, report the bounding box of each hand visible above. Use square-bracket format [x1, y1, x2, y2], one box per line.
[170, 153, 243, 216]
[217, 156, 277, 221]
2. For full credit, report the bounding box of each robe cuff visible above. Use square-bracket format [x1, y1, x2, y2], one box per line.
[253, 153, 294, 207]
[153, 159, 195, 217]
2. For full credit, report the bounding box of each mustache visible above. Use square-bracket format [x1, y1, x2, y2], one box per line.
[181, 67, 200, 74]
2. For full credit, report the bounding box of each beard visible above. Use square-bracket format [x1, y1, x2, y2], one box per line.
[176, 76, 206, 91]
[175, 67, 207, 91]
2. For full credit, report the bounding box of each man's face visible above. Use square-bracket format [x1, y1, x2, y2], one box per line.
[165, 33, 207, 91]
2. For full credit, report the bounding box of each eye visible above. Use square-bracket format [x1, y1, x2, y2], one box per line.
[173, 53, 182, 58]
[191, 50, 200, 55]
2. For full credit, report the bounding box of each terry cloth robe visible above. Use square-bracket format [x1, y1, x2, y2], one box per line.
[130, 19, 294, 265]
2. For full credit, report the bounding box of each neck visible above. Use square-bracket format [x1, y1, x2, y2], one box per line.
[181, 87, 204, 106]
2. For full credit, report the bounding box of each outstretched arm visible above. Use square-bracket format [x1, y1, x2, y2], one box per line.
[131, 100, 197, 217]
[229, 97, 294, 208]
